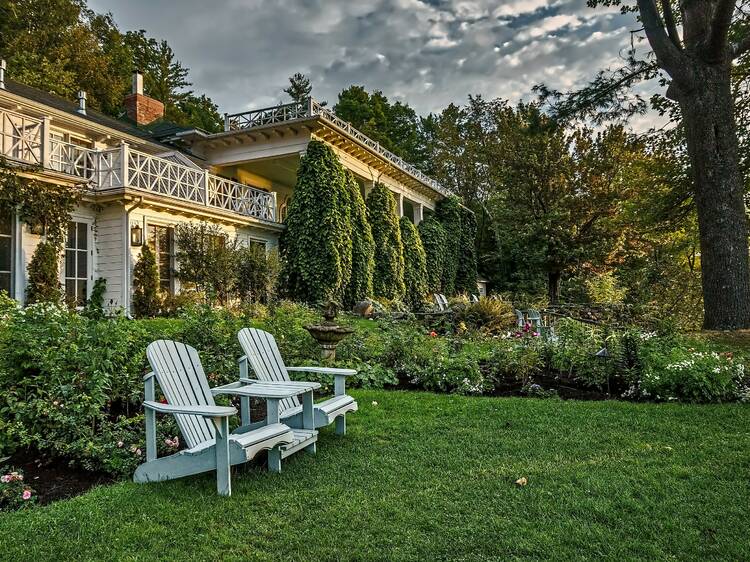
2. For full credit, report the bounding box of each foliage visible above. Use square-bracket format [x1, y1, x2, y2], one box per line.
[25, 241, 61, 305]
[344, 172, 374, 307]
[0, 468, 36, 512]
[399, 217, 427, 309]
[236, 245, 280, 304]
[418, 215, 447, 293]
[132, 245, 161, 318]
[174, 222, 240, 304]
[284, 72, 312, 104]
[83, 278, 107, 319]
[455, 205, 478, 295]
[366, 183, 404, 300]
[0, 159, 82, 247]
[435, 196, 462, 294]
[281, 141, 351, 304]
[585, 271, 627, 304]
[454, 296, 515, 335]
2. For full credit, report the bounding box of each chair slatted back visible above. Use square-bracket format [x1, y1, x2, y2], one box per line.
[515, 309, 525, 327]
[147, 340, 216, 449]
[434, 294, 449, 311]
[237, 328, 300, 413]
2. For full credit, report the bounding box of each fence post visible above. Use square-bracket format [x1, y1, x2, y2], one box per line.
[120, 142, 129, 187]
[224, 113, 230, 132]
[204, 170, 210, 206]
[40, 116, 51, 168]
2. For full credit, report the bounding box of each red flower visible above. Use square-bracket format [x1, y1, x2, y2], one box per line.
[429, 331, 438, 338]
[159, 398, 168, 404]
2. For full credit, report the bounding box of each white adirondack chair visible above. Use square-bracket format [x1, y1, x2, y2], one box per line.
[134, 340, 299, 496]
[515, 309, 525, 328]
[470, 294, 480, 303]
[527, 308, 543, 329]
[433, 293, 450, 312]
[237, 328, 358, 435]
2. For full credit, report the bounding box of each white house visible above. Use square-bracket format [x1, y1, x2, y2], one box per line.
[0, 64, 448, 311]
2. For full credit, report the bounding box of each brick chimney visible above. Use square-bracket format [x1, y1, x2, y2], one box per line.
[124, 70, 164, 125]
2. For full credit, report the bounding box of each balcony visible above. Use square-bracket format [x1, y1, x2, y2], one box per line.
[0, 106, 277, 223]
[224, 99, 449, 197]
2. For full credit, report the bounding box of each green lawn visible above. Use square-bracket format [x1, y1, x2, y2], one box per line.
[1, 391, 749, 561]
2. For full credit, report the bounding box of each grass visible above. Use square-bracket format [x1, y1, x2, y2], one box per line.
[1, 390, 749, 561]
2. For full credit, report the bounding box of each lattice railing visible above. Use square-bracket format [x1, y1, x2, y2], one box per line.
[224, 99, 448, 196]
[0, 108, 42, 165]
[126, 149, 207, 205]
[49, 138, 98, 180]
[207, 175, 275, 221]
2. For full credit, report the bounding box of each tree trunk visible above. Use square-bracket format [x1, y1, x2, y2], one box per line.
[678, 64, 750, 330]
[548, 270, 561, 304]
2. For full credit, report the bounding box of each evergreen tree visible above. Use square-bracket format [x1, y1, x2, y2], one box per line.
[26, 241, 61, 305]
[400, 217, 427, 309]
[284, 72, 312, 104]
[280, 141, 350, 303]
[132, 244, 161, 318]
[344, 171, 374, 306]
[418, 215, 447, 293]
[366, 183, 404, 300]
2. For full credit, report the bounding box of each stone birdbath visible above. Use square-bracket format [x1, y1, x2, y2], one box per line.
[305, 300, 354, 361]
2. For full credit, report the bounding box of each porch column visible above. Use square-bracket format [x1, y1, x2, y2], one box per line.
[397, 192, 404, 217]
[414, 203, 423, 226]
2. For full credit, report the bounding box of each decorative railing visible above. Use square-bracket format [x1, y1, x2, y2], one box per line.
[96, 146, 277, 222]
[0, 108, 277, 222]
[49, 138, 97, 180]
[0, 107, 42, 165]
[224, 99, 449, 196]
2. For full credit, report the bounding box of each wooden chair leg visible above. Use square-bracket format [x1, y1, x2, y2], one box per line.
[335, 414, 346, 435]
[214, 416, 231, 496]
[268, 447, 282, 473]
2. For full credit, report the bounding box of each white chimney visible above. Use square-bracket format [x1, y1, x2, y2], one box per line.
[77, 90, 87, 115]
[0, 60, 6, 90]
[132, 70, 143, 96]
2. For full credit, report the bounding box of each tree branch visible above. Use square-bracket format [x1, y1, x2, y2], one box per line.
[705, 0, 736, 61]
[660, 0, 682, 49]
[636, 0, 688, 81]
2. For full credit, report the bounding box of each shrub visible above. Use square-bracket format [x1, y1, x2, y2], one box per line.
[236, 244, 280, 303]
[366, 183, 404, 300]
[132, 245, 161, 318]
[0, 468, 36, 511]
[281, 140, 351, 303]
[344, 171, 374, 307]
[418, 215, 446, 293]
[26, 241, 62, 305]
[435, 196, 462, 294]
[454, 296, 515, 335]
[83, 278, 107, 319]
[455, 205, 478, 295]
[586, 271, 627, 304]
[174, 222, 240, 304]
[399, 217, 427, 309]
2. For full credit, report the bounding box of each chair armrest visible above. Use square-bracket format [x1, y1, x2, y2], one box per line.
[285, 366, 357, 376]
[212, 381, 315, 399]
[239, 378, 321, 389]
[144, 401, 236, 418]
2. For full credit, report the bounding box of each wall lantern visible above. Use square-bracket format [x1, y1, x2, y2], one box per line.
[130, 223, 143, 246]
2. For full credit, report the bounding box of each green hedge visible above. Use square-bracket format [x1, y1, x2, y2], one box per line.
[281, 141, 351, 303]
[435, 196, 462, 294]
[399, 217, 427, 308]
[344, 171, 374, 306]
[418, 215, 446, 293]
[366, 183, 405, 300]
[455, 206, 478, 295]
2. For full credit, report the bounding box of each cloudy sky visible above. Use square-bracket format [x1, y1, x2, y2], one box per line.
[88, 0, 659, 120]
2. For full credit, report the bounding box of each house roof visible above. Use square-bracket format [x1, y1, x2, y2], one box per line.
[1, 79, 192, 145]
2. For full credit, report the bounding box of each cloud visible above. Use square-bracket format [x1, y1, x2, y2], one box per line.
[88, 0, 647, 121]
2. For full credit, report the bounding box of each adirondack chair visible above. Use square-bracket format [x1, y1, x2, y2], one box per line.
[527, 308, 543, 329]
[515, 309, 525, 328]
[237, 328, 358, 436]
[433, 293, 450, 312]
[134, 340, 317, 496]
[470, 294, 480, 303]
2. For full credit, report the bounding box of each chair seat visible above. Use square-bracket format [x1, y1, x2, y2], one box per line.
[282, 394, 356, 420]
[184, 423, 292, 455]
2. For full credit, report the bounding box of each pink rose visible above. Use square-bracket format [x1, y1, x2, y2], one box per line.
[1, 475, 10, 483]
[22, 490, 32, 500]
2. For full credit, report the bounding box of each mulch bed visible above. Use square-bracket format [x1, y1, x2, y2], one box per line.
[6, 450, 113, 506]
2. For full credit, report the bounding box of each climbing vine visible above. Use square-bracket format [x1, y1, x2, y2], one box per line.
[418, 215, 447, 294]
[400, 216, 427, 309]
[0, 159, 83, 247]
[366, 183, 405, 300]
[435, 196, 462, 294]
[280, 141, 351, 304]
[344, 171, 374, 306]
[455, 205, 478, 295]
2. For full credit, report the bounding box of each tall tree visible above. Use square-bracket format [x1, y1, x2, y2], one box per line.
[539, 0, 750, 329]
[284, 72, 312, 104]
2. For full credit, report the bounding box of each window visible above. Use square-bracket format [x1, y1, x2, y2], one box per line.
[64, 221, 89, 306]
[0, 211, 13, 296]
[148, 225, 174, 293]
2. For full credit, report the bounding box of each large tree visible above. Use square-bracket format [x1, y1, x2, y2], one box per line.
[540, 0, 750, 329]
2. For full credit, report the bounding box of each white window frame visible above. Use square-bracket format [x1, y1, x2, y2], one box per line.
[61, 218, 94, 307]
